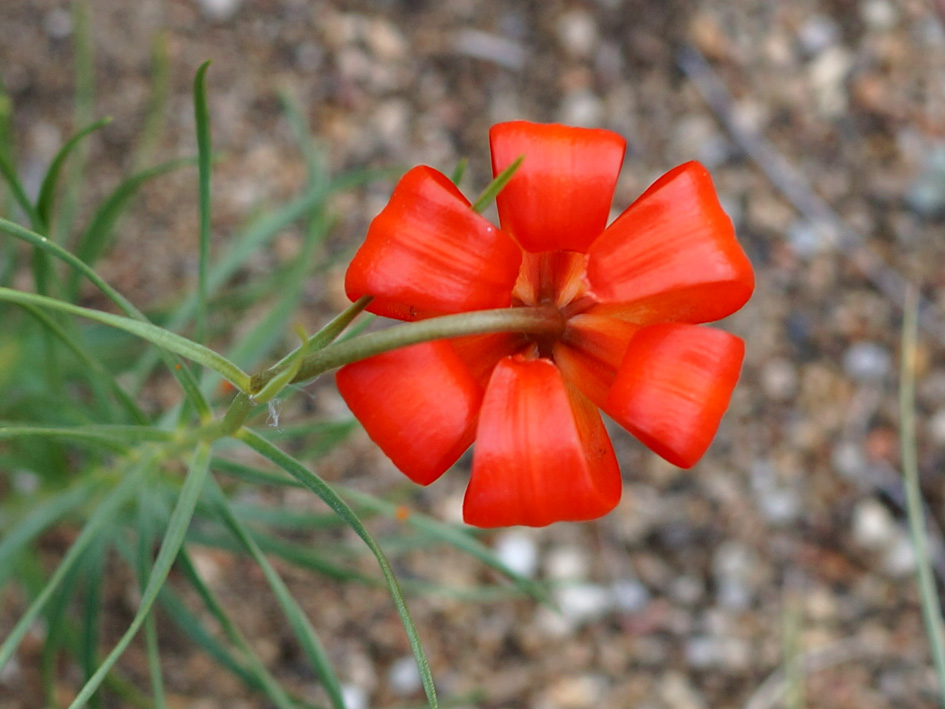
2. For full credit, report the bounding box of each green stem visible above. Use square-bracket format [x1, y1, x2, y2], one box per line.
[250, 305, 563, 394]
[900, 287, 945, 706]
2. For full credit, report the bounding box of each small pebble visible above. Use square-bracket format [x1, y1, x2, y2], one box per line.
[494, 530, 539, 578]
[543, 674, 607, 708]
[761, 357, 799, 400]
[797, 14, 840, 55]
[928, 408, 945, 445]
[559, 89, 604, 128]
[545, 546, 590, 581]
[611, 578, 651, 612]
[860, 0, 899, 30]
[843, 342, 892, 382]
[713, 542, 756, 610]
[555, 583, 613, 625]
[852, 498, 898, 550]
[195, 0, 241, 22]
[556, 9, 598, 58]
[388, 656, 422, 696]
[882, 534, 916, 577]
[43, 8, 72, 39]
[340, 685, 369, 709]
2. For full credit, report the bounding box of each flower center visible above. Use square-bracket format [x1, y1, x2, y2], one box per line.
[511, 251, 594, 359]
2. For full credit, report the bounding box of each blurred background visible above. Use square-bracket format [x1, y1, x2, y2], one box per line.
[3, 0, 945, 706]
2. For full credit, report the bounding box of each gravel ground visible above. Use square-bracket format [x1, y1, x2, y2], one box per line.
[3, 0, 945, 707]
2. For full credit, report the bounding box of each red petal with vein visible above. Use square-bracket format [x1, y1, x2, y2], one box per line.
[449, 333, 526, 388]
[345, 166, 522, 321]
[553, 312, 640, 407]
[336, 341, 482, 485]
[490, 121, 626, 253]
[464, 356, 621, 527]
[604, 323, 745, 469]
[586, 162, 754, 324]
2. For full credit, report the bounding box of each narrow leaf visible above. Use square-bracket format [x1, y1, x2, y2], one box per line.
[236, 428, 439, 708]
[0, 288, 251, 391]
[207, 479, 347, 708]
[194, 61, 212, 343]
[36, 117, 112, 230]
[67, 443, 213, 709]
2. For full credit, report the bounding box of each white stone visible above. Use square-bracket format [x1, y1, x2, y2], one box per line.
[928, 408, 945, 445]
[556, 583, 613, 624]
[611, 578, 650, 612]
[545, 546, 590, 581]
[556, 10, 598, 57]
[852, 498, 897, 550]
[761, 357, 799, 400]
[340, 684, 369, 709]
[387, 656, 422, 696]
[493, 530, 539, 578]
[860, 0, 899, 30]
[797, 14, 840, 55]
[882, 534, 917, 577]
[843, 342, 892, 382]
[195, 0, 241, 22]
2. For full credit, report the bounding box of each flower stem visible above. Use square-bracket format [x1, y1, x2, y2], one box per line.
[249, 305, 564, 393]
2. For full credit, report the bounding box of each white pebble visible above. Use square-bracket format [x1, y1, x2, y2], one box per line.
[852, 498, 897, 550]
[556, 10, 598, 58]
[341, 685, 369, 709]
[860, 0, 899, 30]
[493, 530, 539, 578]
[195, 0, 241, 21]
[761, 357, 799, 400]
[387, 656, 422, 696]
[556, 583, 613, 625]
[797, 14, 840, 55]
[843, 342, 891, 382]
[928, 408, 945, 445]
[882, 534, 916, 577]
[611, 578, 650, 612]
[43, 8, 72, 39]
[545, 546, 590, 581]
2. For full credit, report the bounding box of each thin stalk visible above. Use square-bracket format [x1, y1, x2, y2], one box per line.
[250, 305, 563, 394]
[900, 286, 945, 706]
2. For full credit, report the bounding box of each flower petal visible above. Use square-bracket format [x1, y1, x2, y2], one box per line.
[603, 323, 745, 469]
[463, 356, 621, 527]
[553, 311, 641, 407]
[336, 341, 482, 485]
[490, 121, 626, 253]
[345, 166, 522, 321]
[586, 161, 754, 324]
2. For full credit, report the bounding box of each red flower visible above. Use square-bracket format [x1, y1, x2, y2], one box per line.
[336, 121, 754, 527]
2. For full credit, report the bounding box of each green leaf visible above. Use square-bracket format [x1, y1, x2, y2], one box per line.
[236, 428, 439, 708]
[0, 456, 152, 672]
[193, 61, 212, 344]
[66, 442, 213, 709]
[162, 552, 303, 709]
[899, 287, 945, 694]
[0, 148, 41, 227]
[470, 154, 523, 214]
[206, 479, 347, 708]
[340, 488, 551, 605]
[130, 167, 389, 389]
[35, 117, 112, 231]
[14, 302, 149, 424]
[68, 157, 194, 299]
[0, 288, 251, 392]
[450, 157, 468, 186]
[0, 216, 214, 417]
[0, 481, 99, 588]
[135, 490, 167, 708]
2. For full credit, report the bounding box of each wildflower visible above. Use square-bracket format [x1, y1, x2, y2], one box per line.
[336, 121, 754, 527]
